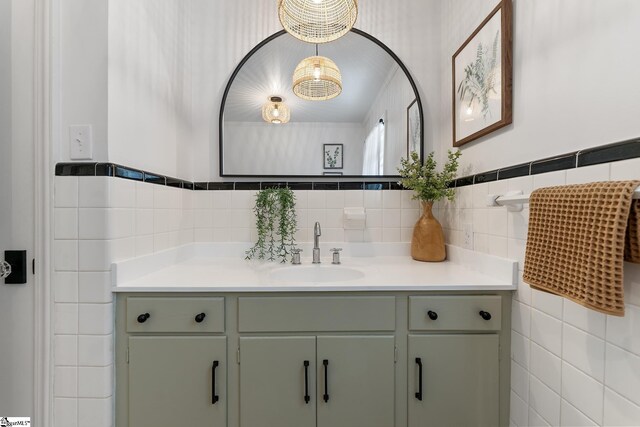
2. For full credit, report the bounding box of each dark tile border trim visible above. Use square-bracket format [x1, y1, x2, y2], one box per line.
[54, 162, 404, 191]
[530, 152, 577, 175]
[55, 137, 640, 191]
[578, 138, 640, 167]
[454, 137, 640, 188]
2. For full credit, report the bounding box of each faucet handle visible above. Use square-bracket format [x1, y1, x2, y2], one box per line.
[330, 248, 342, 265]
[291, 248, 303, 265]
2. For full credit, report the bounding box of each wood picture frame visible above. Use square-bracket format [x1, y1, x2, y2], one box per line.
[323, 144, 343, 169]
[452, 0, 512, 147]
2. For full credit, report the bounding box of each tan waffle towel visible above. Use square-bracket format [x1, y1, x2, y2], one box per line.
[626, 200, 640, 263]
[523, 181, 640, 316]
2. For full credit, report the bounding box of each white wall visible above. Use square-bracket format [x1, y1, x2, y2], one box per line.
[363, 67, 416, 175]
[224, 122, 364, 176]
[436, 1, 640, 426]
[437, 0, 640, 172]
[108, 0, 193, 178]
[56, 0, 108, 163]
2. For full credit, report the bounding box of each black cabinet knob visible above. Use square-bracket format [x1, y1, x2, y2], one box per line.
[137, 313, 150, 323]
[195, 313, 206, 323]
[427, 310, 438, 320]
[479, 310, 492, 321]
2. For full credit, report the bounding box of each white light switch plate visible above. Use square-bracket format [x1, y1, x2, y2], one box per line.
[69, 125, 93, 160]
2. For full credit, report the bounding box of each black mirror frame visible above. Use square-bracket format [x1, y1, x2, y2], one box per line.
[219, 28, 424, 178]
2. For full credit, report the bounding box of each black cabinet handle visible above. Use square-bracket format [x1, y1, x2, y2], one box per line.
[212, 360, 219, 404]
[195, 313, 206, 323]
[479, 310, 492, 321]
[303, 360, 310, 404]
[415, 357, 423, 401]
[323, 359, 329, 402]
[427, 310, 438, 320]
[137, 313, 150, 323]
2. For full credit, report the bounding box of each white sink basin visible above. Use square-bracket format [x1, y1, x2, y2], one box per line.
[269, 265, 365, 283]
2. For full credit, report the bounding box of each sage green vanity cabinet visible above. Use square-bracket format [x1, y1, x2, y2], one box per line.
[115, 291, 512, 427]
[407, 294, 506, 427]
[239, 337, 316, 427]
[315, 335, 395, 427]
[238, 296, 396, 427]
[408, 335, 499, 427]
[128, 336, 227, 427]
[239, 335, 394, 427]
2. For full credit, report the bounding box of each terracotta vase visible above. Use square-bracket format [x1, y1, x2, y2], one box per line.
[411, 201, 446, 262]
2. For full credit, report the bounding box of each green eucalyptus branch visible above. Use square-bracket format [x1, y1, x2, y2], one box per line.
[397, 150, 462, 202]
[245, 187, 298, 263]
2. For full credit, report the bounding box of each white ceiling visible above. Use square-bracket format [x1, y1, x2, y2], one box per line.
[223, 31, 402, 123]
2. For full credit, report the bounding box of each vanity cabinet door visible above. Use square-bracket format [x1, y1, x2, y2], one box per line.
[128, 336, 227, 427]
[239, 336, 316, 427]
[316, 336, 395, 427]
[408, 334, 499, 427]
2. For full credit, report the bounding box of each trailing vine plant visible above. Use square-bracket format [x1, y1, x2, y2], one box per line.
[245, 187, 298, 263]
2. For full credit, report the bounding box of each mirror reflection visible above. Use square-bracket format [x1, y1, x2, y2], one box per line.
[220, 29, 422, 177]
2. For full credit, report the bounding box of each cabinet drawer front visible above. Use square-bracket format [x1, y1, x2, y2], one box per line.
[409, 296, 501, 331]
[127, 297, 225, 333]
[238, 296, 395, 332]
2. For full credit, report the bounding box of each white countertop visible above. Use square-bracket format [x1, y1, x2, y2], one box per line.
[112, 243, 518, 292]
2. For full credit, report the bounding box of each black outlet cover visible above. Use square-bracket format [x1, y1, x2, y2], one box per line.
[5, 250, 27, 284]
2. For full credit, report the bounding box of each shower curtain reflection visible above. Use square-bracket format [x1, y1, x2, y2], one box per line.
[362, 118, 385, 175]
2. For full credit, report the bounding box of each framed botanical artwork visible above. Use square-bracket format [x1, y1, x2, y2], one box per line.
[452, 0, 512, 147]
[323, 144, 343, 169]
[407, 99, 421, 157]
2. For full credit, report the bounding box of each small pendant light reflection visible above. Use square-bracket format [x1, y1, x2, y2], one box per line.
[262, 96, 291, 124]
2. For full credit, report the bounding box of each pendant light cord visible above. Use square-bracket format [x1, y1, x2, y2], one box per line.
[315, 44, 319, 56]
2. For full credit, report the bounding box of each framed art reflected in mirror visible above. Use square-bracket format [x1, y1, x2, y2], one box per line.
[407, 99, 420, 157]
[323, 144, 343, 169]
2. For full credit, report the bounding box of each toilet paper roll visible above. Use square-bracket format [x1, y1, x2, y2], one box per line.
[343, 207, 366, 229]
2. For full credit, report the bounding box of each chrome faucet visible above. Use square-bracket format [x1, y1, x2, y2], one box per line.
[313, 222, 322, 264]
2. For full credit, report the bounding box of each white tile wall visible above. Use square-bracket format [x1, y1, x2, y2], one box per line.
[53, 177, 424, 426]
[511, 391, 529, 427]
[441, 158, 640, 426]
[604, 388, 640, 426]
[562, 362, 604, 424]
[53, 159, 640, 426]
[78, 397, 113, 427]
[54, 398, 78, 427]
[529, 375, 561, 426]
[561, 399, 598, 427]
[530, 342, 562, 394]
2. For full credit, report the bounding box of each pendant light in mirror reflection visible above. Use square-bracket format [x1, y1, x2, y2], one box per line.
[278, 0, 358, 44]
[262, 96, 291, 124]
[293, 46, 342, 101]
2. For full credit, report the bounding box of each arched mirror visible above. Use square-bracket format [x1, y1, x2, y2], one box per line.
[219, 28, 423, 177]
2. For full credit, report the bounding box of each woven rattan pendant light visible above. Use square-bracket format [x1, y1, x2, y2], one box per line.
[262, 96, 291, 124]
[293, 45, 342, 101]
[278, 0, 358, 44]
